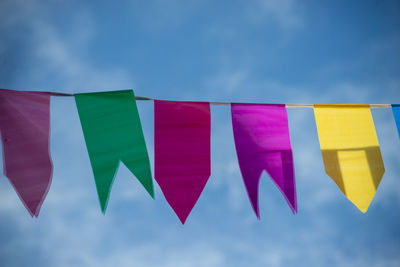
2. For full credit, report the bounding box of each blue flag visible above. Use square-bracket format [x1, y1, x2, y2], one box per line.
[392, 104, 400, 138]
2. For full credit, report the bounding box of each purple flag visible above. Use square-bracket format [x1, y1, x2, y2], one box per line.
[231, 103, 297, 218]
[0, 89, 53, 217]
[155, 100, 211, 224]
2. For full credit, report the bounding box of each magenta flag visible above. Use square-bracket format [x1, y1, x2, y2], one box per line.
[231, 103, 297, 218]
[155, 100, 211, 224]
[0, 89, 52, 217]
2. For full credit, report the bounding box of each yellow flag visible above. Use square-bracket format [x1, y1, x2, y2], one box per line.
[314, 105, 385, 212]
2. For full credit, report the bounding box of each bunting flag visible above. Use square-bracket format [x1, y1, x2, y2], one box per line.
[0, 89, 53, 217]
[154, 100, 211, 224]
[231, 104, 297, 217]
[392, 104, 400, 138]
[314, 105, 385, 212]
[0, 88, 397, 219]
[75, 90, 154, 213]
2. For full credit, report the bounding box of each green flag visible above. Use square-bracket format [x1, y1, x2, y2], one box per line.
[75, 90, 154, 213]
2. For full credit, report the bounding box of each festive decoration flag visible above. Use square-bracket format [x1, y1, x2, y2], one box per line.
[75, 90, 154, 213]
[0, 89, 52, 217]
[231, 104, 297, 217]
[314, 105, 385, 212]
[154, 100, 211, 224]
[392, 104, 400, 138]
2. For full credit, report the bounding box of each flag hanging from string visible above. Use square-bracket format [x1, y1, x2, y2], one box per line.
[154, 100, 211, 224]
[75, 90, 154, 213]
[392, 104, 400, 138]
[314, 105, 385, 212]
[231, 103, 297, 217]
[0, 89, 53, 217]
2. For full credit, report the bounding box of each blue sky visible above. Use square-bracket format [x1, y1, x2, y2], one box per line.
[1, 0, 400, 266]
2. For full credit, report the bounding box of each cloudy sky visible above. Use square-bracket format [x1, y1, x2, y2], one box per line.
[1, 0, 400, 266]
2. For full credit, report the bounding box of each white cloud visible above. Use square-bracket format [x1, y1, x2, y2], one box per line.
[0, 0, 134, 93]
[29, 20, 134, 92]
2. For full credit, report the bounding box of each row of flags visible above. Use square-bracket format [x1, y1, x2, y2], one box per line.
[0, 88, 399, 223]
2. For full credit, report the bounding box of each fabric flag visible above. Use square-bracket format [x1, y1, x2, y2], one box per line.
[0, 89, 52, 217]
[314, 105, 385, 212]
[154, 100, 211, 224]
[392, 104, 400, 138]
[75, 90, 154, 213]
[231, 104, 297, 218]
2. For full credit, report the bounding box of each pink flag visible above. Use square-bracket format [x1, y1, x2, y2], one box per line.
[231, 103, 297, 218]
[0, 89, 52, 217]
[155, 100, 211, 224]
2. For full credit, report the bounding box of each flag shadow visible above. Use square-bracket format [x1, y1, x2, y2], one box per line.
[321, 146, 384, 195]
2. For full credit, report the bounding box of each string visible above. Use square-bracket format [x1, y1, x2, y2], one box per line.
[6, 91, 390, 108]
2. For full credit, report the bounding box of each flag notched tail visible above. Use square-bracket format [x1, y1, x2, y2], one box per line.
[75, 90, 154, 213]
[231, 104, 297, 217]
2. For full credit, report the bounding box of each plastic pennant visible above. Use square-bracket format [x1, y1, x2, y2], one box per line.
[154, 100, 211, 224]
[0, 89, 53, 217]
[231, 103, 297, 218]
[75, 90, 154, 213]
[314, 105, 385, 213]
[392, 104, 400, 138]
